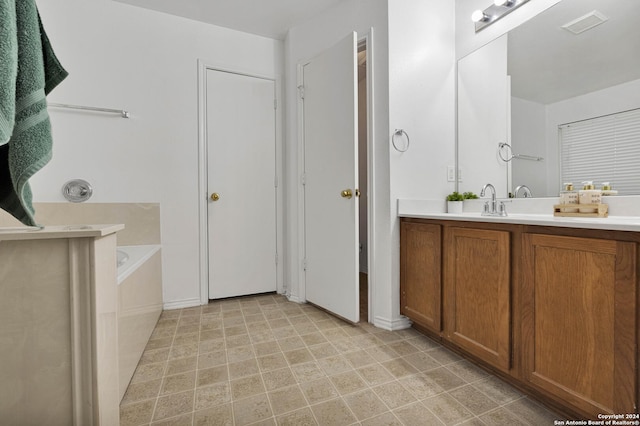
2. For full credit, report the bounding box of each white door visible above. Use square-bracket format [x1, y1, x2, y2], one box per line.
[302, 32, 360, 322]
[206, 69, 277, 299]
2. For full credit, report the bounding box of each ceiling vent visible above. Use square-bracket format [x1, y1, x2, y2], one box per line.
[562, 10, 608, 34]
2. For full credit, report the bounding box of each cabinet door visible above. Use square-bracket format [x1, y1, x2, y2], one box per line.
[444, 227, 511, 372]
[522, 234, 636, 417]
[400, 221, 441, 333]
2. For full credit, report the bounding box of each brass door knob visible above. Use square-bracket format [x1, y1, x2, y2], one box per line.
[211, 192, 220, 201]
[341, 189, 353, 199]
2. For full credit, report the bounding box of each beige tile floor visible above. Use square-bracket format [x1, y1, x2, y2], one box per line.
[119, 294, 559, 425]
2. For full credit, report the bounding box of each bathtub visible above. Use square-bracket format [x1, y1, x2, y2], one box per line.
[116, 245, 163, 400]
[117, 245, 160, 284]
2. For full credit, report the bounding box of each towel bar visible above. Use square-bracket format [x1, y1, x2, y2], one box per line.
[49, 102, 130, 118]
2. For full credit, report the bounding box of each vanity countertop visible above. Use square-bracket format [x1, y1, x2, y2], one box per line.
[398, 199, 640, 232]
[0, 224, 124, 241]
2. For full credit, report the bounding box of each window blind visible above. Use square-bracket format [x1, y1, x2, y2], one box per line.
[559, 107, 640, 195]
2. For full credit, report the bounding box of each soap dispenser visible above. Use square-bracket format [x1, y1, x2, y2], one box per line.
[578, 181, 602, 213]
[559, 183, 578, 212]
[601, 182, 618, 196]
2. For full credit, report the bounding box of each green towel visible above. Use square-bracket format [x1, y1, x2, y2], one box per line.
[0, 0, 68, 226]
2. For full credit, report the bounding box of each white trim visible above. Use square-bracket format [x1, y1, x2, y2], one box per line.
[364, 28, 375, 325]
[68, 239, 93, 425]
[373, 315, 412, 331]
[197, 59, 283, 305]
[197, 59, 209, 306]
[163, 297, 203, 311]
[286, 294, 305, 304]
[295, 61, 307, 303]
[274, 74, 285, 296]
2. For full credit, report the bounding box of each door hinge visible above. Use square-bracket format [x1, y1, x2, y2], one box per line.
[303, 259, 307, 271]
[274, 175, 278, 188]
[274, 99, 277, 109]
[301, 174, 306, 185]
[297, 85, 305, 99]
[275, 253, 278, 264]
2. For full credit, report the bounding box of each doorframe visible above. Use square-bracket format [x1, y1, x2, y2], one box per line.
[197, 59, 284, 304]
[296, 29, 376, 323]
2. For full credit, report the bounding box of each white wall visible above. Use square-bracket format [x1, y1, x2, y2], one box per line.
[511, 97, 546, 196]
[456, 0, 561, 60]
[35, 0, 283, 308]
[284, 0, 455, 329]
[510, 79, 640, 198]
[457, 35, 509, 198]
[283, 0, 390, 318]
[454, 0, 562, 200]
[544, 78, 640, 194]
[387, 0, 455, 328]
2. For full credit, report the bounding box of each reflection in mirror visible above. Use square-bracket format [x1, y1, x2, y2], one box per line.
[458, 0, 640, 197]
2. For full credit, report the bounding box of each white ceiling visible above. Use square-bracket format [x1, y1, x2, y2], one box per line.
[508, 0, 640, 104]
[114, 0, 639, 105]
[113, 0, 345, 39]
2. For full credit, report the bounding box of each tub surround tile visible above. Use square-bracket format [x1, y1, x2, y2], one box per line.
[4, 202, 162, 245]
[118, 247, 163, 399]
[1, 233, 123, 424]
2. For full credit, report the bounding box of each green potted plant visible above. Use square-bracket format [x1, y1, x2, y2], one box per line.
[446, 191, 464, 213]
[462, 191, 478, 200]
[446, 191, 478, 213]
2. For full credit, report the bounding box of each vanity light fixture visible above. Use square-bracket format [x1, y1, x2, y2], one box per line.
[472, 0, 530, 32]
[471, 10, 490, 23]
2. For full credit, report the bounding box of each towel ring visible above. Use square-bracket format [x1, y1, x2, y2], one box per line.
[392, 129, 410, 152]
[498, 142, 513, 162]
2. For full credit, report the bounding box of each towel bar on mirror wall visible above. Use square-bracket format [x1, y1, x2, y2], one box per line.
[498, 142, 543, 162]
[49, 102, 130, 118]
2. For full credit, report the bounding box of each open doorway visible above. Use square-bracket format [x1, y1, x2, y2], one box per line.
[357, 42, 368, 322]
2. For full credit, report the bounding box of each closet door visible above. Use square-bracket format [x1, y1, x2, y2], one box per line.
[206, 69, 277, 299]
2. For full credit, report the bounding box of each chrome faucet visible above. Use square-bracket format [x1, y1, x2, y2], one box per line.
[514, 185, 532, 198]
[480, 183, 508, 216]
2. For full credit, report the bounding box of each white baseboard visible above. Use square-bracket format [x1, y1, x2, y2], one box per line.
[286, 293, 305, 304]
[373, 315, 412, 331]
[163, 297, 202, 310]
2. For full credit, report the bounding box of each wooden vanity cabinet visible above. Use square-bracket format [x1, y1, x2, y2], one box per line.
[400, 217, 640, 418]
[400, 221, 442, 334]
[444, 227, 511, 373]
[521, 233, 637, 416]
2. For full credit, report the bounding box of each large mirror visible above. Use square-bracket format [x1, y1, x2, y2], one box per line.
[458, 0, 640, 198]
